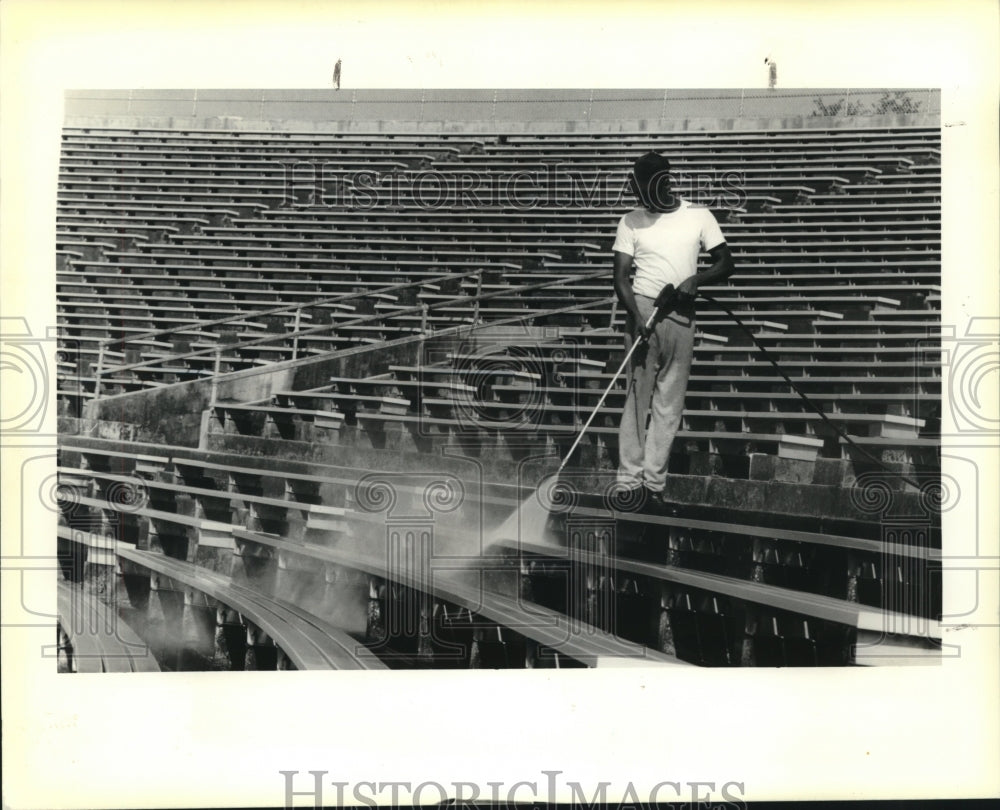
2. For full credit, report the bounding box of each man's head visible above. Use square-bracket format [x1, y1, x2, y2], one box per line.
[631, 151, 676, 212]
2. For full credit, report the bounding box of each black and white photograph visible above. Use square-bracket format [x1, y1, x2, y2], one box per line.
[51, 86, 945, 673]
[2, 1, 997, 807]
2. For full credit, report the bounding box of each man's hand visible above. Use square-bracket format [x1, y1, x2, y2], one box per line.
[676, 275, 698, 304]
[614, 250, 651, 340]
[628, 310, 652, 341]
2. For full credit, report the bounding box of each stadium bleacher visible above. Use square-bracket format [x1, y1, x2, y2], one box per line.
[56, 112, 942, 670]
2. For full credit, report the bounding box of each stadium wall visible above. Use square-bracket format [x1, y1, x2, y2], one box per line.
[78, 329, 465, 447]
[63, 88, 940, 132]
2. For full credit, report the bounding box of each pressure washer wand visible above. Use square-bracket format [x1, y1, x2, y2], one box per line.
[555, 289, 673, 476]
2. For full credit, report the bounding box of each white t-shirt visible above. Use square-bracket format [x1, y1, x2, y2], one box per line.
[612, 200, 726, 298]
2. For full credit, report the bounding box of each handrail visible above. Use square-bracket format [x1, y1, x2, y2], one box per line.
[98, 267, 485, 351]
[206, 295, 624, 401]
[93, 267, 614, 393]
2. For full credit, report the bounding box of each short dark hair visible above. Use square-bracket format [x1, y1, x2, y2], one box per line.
[631, 151, 673, 210]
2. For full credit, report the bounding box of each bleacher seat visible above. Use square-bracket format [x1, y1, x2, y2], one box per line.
[56, 121, 941, 669]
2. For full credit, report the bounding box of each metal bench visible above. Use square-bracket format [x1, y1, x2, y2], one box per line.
[56, 579, 160, 673]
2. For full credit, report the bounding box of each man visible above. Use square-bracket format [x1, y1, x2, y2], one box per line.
[333, 58, 342, 90]
[613, 151, 735, 507]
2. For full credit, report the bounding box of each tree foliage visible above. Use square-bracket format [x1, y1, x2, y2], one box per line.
[811, 91, 924, 117]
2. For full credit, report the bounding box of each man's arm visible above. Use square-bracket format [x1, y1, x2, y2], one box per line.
[613, 250, 649, 338]
[676, 242, 735, 300]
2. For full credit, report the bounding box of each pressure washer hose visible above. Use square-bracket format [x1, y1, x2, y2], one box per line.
[555, 289, 927, 493]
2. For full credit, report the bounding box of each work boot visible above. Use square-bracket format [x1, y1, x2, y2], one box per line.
[643, 486, 667, 511]
[643, 486, 678, 515]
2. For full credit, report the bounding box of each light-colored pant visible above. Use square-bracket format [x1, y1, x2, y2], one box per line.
[617, 294, 694, 492]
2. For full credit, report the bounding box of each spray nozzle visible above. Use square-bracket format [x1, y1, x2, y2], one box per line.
[653, 283, 679, 313]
